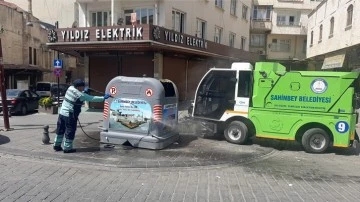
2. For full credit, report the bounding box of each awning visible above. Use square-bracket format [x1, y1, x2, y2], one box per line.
[3, 64, 52, 72]
[321, 50, 346, 69]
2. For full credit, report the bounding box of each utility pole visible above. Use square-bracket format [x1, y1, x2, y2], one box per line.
[55, 21, 60, 109]
[0, 39, 10, 130]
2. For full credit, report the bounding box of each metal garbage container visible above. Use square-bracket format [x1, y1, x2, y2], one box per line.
[100, 76, 179, 149]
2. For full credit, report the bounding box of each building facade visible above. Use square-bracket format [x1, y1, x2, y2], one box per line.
[307, 0, 359, 71]
[0, 0, 66, 89]
[47, 0, 258, 106]
[250, 0, 322, 70]
[7, 0, 76, 28]
[5, 0, 81, 83]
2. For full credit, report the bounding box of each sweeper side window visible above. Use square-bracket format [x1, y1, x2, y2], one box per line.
[238, 71, 251, 98]
[194, 70, 236, 119]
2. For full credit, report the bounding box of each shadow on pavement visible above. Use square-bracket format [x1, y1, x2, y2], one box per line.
[0, 134, 10, 145]
[0, 111, 40, 117]
[11, 124, 58, 131]
[333, 140, 360, 156]
[253, 137, 360, 156]
[165, 134, 198, 150]
[253, 138, 303, 152]
[76, 147, 101, 153]
[74, 130, 199, 151]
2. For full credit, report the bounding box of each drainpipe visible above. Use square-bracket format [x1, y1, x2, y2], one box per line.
[185, 58, 189, 100]
[111, 0, 114, 25]
[155, 1, 159, 25]
[28, 0, 32, 14]
[294, 35, 297, 60]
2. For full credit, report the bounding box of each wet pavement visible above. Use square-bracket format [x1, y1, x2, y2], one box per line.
[0, 110, 276, 169]
[2, 110, 360, 201]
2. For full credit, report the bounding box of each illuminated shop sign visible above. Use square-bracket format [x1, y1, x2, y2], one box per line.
[163, 30, 207, 49]
[152, 26, 207, 49]
[49, 25, 208, 50]
[48, 26, 143, 42]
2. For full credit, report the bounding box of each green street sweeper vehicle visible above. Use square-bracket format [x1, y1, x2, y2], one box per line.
[191, 62, 360, 153]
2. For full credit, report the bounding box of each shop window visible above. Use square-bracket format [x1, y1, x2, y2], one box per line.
[91, 11, 110, 27]
[230, 0, 237, 16]
[172, 10, 185, 33]
[229, 32, 236, 48]
[214, 26, 223, 43]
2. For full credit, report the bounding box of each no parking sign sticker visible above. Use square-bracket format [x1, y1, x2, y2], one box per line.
[110, 86, 117, 95]
[335, 121, 349, 133]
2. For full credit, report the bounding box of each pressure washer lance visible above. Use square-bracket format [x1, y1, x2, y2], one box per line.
[86, 87, 111, 96]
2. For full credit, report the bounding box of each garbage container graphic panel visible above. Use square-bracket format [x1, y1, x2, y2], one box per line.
[109, 98, 152, 133]
[100, 76, 179, 150]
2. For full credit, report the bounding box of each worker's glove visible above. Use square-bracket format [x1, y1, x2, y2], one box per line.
[83, 87, 90, 94]
[104, 93, 111, 99]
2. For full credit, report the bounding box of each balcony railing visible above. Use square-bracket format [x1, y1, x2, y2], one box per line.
[251, 20, 272, 31]
[276, 22, 301, 27]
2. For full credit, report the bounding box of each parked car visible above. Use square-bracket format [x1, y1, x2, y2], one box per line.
[0, 89, 40, 115]
[36, 82, 57, 97]
[51, 84, 70, 104]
